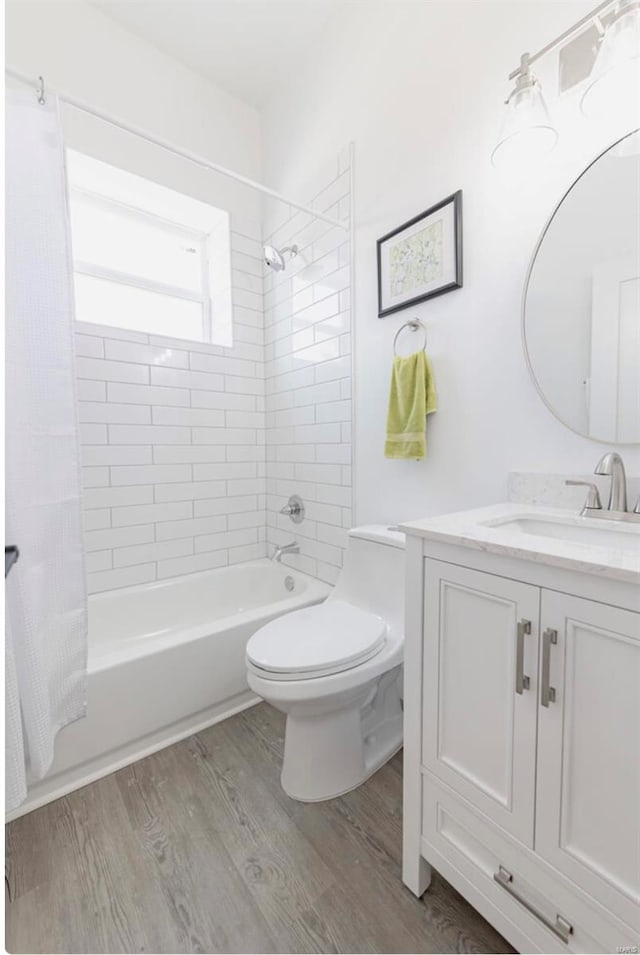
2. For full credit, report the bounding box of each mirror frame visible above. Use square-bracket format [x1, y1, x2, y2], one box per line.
[522, 127, 640, 445]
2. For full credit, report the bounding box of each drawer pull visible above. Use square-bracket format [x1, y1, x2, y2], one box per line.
[515, 619, 531, 694]
[494, 866, 573, 944]
[540, 627, 558, 707]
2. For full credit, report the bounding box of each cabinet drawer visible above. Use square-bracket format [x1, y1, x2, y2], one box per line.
[421, 770, 637, 954]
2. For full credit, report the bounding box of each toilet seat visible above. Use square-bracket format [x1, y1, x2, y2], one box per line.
[246, 600, 387, 681]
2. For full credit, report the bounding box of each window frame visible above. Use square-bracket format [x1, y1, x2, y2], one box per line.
[69, 185, 213, 342]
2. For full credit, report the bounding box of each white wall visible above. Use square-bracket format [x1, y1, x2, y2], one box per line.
[261, 0, 640, 525]
[6, 0, 262, 220]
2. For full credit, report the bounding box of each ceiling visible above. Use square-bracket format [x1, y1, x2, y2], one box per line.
[92, 0, 348, 109]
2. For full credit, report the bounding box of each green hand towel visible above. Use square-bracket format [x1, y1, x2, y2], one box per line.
[385, 349, 437, 460]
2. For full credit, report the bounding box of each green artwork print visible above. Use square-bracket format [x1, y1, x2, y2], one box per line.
[390, 220, 443, 298]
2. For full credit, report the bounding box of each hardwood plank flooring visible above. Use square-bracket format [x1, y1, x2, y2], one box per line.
[6, 703, 514, 954]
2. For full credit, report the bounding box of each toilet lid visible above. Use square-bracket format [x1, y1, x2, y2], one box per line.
[246, 600, 387, 678]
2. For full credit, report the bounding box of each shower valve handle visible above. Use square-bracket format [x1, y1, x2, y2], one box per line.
[280, 495, 305, 524]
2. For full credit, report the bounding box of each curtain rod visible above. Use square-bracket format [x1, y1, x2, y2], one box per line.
[5, 67, 349, 232]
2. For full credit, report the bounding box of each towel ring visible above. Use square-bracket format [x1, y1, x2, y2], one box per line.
[393, 318, 427, 356]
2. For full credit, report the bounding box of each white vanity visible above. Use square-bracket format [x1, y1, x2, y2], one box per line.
[401, 501, 639, 953]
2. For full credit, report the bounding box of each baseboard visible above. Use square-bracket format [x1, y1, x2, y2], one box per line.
[7, 691, 260, 822]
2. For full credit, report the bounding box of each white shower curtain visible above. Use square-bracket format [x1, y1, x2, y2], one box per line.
[5, 91, 88, 811]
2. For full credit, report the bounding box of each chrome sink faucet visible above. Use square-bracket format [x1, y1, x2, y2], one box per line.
[271, 541, 300, 562]
[594, 452, 627, 512]
[566, 452, 640, 523]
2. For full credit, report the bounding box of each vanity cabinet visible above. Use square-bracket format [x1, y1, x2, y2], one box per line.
[403, 533, 640, 953]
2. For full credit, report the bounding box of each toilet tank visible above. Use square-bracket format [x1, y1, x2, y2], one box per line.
[329, 525, 406, 637]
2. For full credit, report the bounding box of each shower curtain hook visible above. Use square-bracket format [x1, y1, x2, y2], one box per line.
[37, 76, 45, 106]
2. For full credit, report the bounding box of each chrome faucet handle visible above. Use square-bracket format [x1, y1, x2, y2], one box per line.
[280, 494, 305, 524]
[565, 480, 602, 514]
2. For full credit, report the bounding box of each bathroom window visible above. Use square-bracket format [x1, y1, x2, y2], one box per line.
[67, 151, 233, 345]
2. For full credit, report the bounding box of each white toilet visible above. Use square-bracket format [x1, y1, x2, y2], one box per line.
[246, 525, 405, 801]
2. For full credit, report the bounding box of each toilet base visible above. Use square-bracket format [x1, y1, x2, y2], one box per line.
[281, 729, 402, 802]
[280, 666, 403, 802]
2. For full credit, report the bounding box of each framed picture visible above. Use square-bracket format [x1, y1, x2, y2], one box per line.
[377, 190, 463, 317]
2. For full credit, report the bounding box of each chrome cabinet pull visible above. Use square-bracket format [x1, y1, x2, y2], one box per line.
[515, 619, 531, 694]
[540, 627, 558, 707]
[494, 866, 573, 944]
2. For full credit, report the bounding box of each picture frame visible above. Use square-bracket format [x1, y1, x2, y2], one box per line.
[377, 190, 463, 318]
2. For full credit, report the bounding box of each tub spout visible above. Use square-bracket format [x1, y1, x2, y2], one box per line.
[271, 541, 299, 562]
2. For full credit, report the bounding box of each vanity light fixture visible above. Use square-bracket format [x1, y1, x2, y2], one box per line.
[491, 54, 558, 169]
[493, 0, 634, 166]
[581, 0, 640, 118]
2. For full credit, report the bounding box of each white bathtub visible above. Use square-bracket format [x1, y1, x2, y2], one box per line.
[9, 560, 329, 819]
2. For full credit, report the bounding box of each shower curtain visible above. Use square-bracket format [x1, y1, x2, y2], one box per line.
[5, 91, 88, 811]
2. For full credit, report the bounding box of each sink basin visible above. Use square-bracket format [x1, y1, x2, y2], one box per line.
[483, 515, 640, 553]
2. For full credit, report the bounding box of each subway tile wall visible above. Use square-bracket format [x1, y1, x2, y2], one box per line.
[264, 148, 353, 585]
[77, 153, 352, 593]
[77, 219, 267, 594]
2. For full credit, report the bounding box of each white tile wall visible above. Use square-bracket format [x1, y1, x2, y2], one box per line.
[77, 220, 267, 593]
[76, 159, 352, 594]
[264, 147, 353, 585]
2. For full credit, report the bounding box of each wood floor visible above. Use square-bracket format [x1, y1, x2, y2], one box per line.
[6, 703, 514, 954]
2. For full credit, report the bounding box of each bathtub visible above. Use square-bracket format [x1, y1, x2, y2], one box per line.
[9, 560, 329, 819]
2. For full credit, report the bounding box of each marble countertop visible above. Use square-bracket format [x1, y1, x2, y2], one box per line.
[400, 502, 640, 584]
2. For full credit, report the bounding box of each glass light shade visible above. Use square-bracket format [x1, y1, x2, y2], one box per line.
[581, 5, 640, 119]
[491, 79, 558, 169]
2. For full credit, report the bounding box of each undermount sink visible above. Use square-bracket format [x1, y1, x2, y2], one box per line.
[484, 514, 640, 553]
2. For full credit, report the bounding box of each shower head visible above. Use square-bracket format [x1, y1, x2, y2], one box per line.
[264, 244, 298, 271]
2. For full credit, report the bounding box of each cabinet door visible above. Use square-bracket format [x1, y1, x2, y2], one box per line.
[423, 560, 540, 846]
[536, 591, 640, 931]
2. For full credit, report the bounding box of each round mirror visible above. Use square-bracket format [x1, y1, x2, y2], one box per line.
[523, 129, 640, 443]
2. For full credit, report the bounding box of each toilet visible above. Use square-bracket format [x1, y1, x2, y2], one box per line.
[246, 525, 405, 801]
